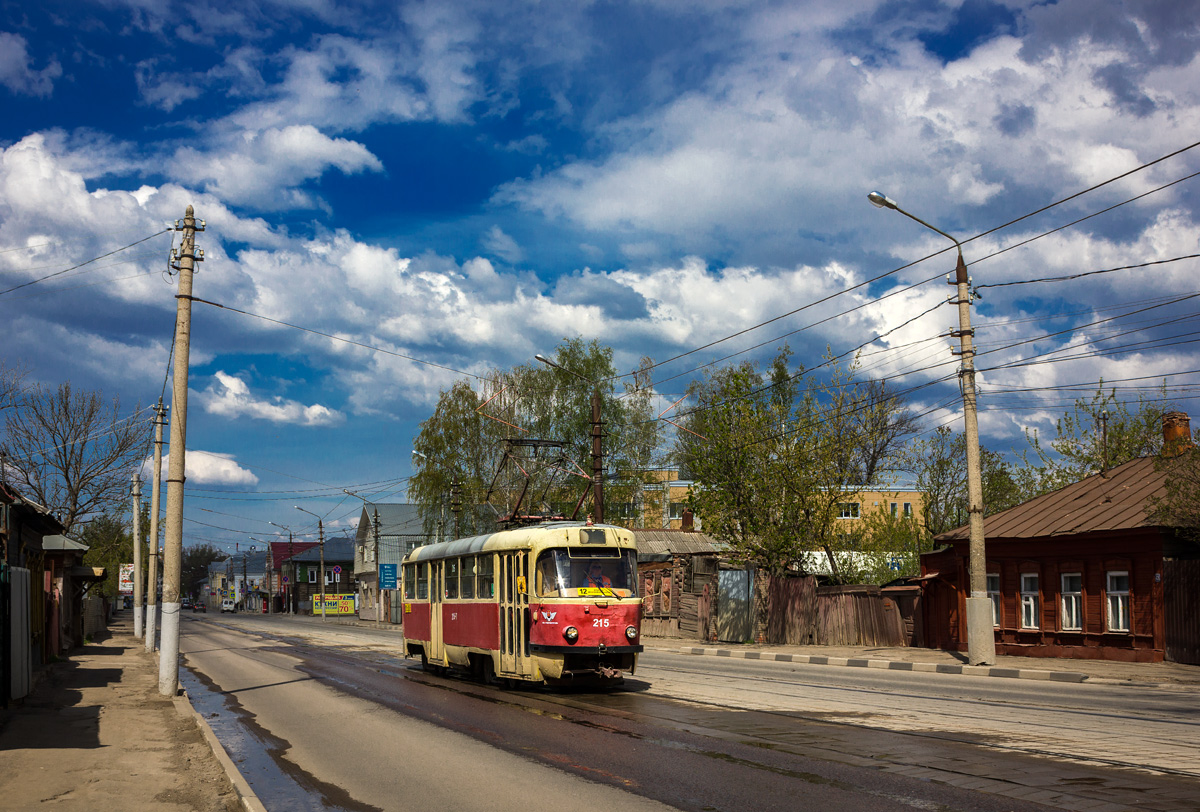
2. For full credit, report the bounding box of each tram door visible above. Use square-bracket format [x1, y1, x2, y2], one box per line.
[498, 551, 530, 676]
[429, 561, 444, 665]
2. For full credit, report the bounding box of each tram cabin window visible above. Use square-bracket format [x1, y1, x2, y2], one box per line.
[478, 554, 494, 598]
[535, 548, 638, 598]
[461, 556, 476, 599]
[404, 565, 416, 600]
[416, 565, 428, 600]
[446, 558, 459, 599]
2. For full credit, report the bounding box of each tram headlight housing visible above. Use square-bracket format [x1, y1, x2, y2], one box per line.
[625, 625, 638, 641]
[564, 626, 579, 642]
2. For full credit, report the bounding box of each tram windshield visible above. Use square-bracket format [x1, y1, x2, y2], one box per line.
[535, 548, 637, 598]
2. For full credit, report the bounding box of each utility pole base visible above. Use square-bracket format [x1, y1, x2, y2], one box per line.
[965, 596, 997, 666]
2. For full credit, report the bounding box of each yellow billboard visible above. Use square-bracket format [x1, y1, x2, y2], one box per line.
[312, 594, 356, 615]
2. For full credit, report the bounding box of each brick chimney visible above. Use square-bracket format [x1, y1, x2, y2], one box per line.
[1162, 411, 1192, 457]
[681, 508, 694, 531]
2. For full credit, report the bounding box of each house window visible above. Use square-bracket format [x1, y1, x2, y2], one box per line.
[669, 502, 686, 520]
[986, 574, 1000, 626]
[307, 567, 316, 584]
[1020, 573, 1040, 630]
[1106, 571, 1130, 632]
[838, 502, 860, 519]
[1061, 573, 1083, 631]
[902, 502, 913, 517]
[890, 502, 898, 516]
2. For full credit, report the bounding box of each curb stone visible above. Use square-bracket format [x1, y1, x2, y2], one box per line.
[173, 690, 269, 812]
[677, 646, 1089, 683]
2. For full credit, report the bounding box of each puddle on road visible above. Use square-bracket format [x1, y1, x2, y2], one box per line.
[179, 664, 378, 812]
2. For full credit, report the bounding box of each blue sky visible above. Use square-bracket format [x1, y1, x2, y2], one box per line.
[2, 0, 1198, 552]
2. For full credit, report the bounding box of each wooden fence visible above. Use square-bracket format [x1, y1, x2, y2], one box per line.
[1164, 558, 1200, 665]
[756, 573, 910, 647]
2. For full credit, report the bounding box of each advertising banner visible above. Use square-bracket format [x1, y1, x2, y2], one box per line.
[119, 563, 134, 594]
[312, 593, 356, 615]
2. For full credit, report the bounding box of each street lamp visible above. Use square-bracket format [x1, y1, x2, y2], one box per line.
[294, 506, 327, 621]
[534, 354, 605, 524]
[345, 489, 383, 626]
[868, 190, 995, 666]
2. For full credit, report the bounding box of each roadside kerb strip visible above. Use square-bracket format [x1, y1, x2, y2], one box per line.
[173, 690, 269, 812]
[677, 647, 1088, 683]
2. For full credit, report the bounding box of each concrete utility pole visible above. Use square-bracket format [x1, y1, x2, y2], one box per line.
[295, 506, 326, 620]
[159, 205, 203, 696]
[373, 507, 382, 625]
[146, 400, 165, 652]
[131, 474, 142, 639]
[868, 191, 995, 666]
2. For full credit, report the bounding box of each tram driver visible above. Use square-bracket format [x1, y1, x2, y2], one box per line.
[581, 561, 613, 589]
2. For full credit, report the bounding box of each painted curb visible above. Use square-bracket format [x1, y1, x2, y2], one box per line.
[172, 690, 269, 812]
[676, 646, 1088, 683]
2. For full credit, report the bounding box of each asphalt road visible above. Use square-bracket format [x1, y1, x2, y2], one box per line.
[180, 614, 1200, 812]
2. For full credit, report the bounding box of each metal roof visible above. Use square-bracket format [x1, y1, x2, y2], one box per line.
[631, 529, 725, 556]
[289, 538, 355, 562]
[356, 503, 428, 542]
[41, 534, 89, 552]
[936, 455, 1169, 542]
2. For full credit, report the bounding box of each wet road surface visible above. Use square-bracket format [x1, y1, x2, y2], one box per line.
[180, 615, 1200, 812]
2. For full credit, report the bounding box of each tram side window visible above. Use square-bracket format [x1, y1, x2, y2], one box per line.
[416, 565, 428, 600]
[461, 556, 476, 599]
[403, 564, 416, 600]
[446, 558, 460, 599]
[478, 554, 494, 598]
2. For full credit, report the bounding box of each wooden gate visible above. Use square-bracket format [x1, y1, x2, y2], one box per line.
[716, 569, 753, 642]
[1164, 559, 1200, 665]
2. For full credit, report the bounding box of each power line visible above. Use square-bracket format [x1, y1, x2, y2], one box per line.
[0, 229, 171, 297]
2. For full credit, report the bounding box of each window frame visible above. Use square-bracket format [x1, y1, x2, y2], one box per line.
[986, 573, 1001, 627]
[1060, 572, 1083, 632]
[1019, 573, 1040, 630]
[1106, 570, 1130, 633]
[837, 502, 861, 519]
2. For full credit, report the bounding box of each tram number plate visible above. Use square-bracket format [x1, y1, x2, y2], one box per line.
[592, 618, 609, 627]
[451, 612, 458, 621]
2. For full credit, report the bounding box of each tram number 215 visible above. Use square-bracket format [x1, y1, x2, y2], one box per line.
[592, 618, 610, 627]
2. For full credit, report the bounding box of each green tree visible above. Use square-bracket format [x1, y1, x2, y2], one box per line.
[80, 513, 133, 600]
[1016, 384, 1165, 500]
[676, 349, 917, 580]
[183, 544, 227, 599]
[839, 506, 924, 584]
[907, 426, 1022, 539]
[410, 338, 661, 535]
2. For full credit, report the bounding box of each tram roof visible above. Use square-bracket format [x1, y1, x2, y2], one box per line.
[403, 521, 635, 563]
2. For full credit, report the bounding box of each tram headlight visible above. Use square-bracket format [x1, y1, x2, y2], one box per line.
[625, 625, 638, 641]
[564, 626, 579, 642]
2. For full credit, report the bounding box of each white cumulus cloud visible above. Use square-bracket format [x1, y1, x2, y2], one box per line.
[200, 371, 345, 426]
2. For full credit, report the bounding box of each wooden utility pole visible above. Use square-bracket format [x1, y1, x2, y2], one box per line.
[159, 205, 203, 696]
[146, 400, 165, 652]
[373, 507, 382, 625]
[131, 474, 142, 639]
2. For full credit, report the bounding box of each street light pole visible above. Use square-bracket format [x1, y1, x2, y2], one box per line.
[534, 354, 604, 523]
[295, 506, 326, 620]
[868, 190, 995, 666]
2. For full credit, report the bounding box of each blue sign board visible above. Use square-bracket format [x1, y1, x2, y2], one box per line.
[379, 563, 397, 590]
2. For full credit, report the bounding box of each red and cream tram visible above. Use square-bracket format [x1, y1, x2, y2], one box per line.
[401, 521, 642, 685]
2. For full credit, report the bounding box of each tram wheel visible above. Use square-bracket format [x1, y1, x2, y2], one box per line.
[479, 656, 496, 685]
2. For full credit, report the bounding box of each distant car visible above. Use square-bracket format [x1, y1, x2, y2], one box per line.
[220, 599, 236, 613]
[181, 598, 192, 609]
[193, 601, 207, 613]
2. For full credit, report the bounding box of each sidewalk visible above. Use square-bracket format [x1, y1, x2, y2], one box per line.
[641, 638, 1200, 686]
[0, 611, 246, 812]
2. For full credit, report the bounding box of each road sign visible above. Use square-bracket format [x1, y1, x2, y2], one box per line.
[379, 563, 397, 590]
[333, 565, 342, 574]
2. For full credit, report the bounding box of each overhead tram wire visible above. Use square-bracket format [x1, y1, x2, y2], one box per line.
[618, 139, 1200, 388]
[186, 295, 485, 382]
[0, 229, 172, 297]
